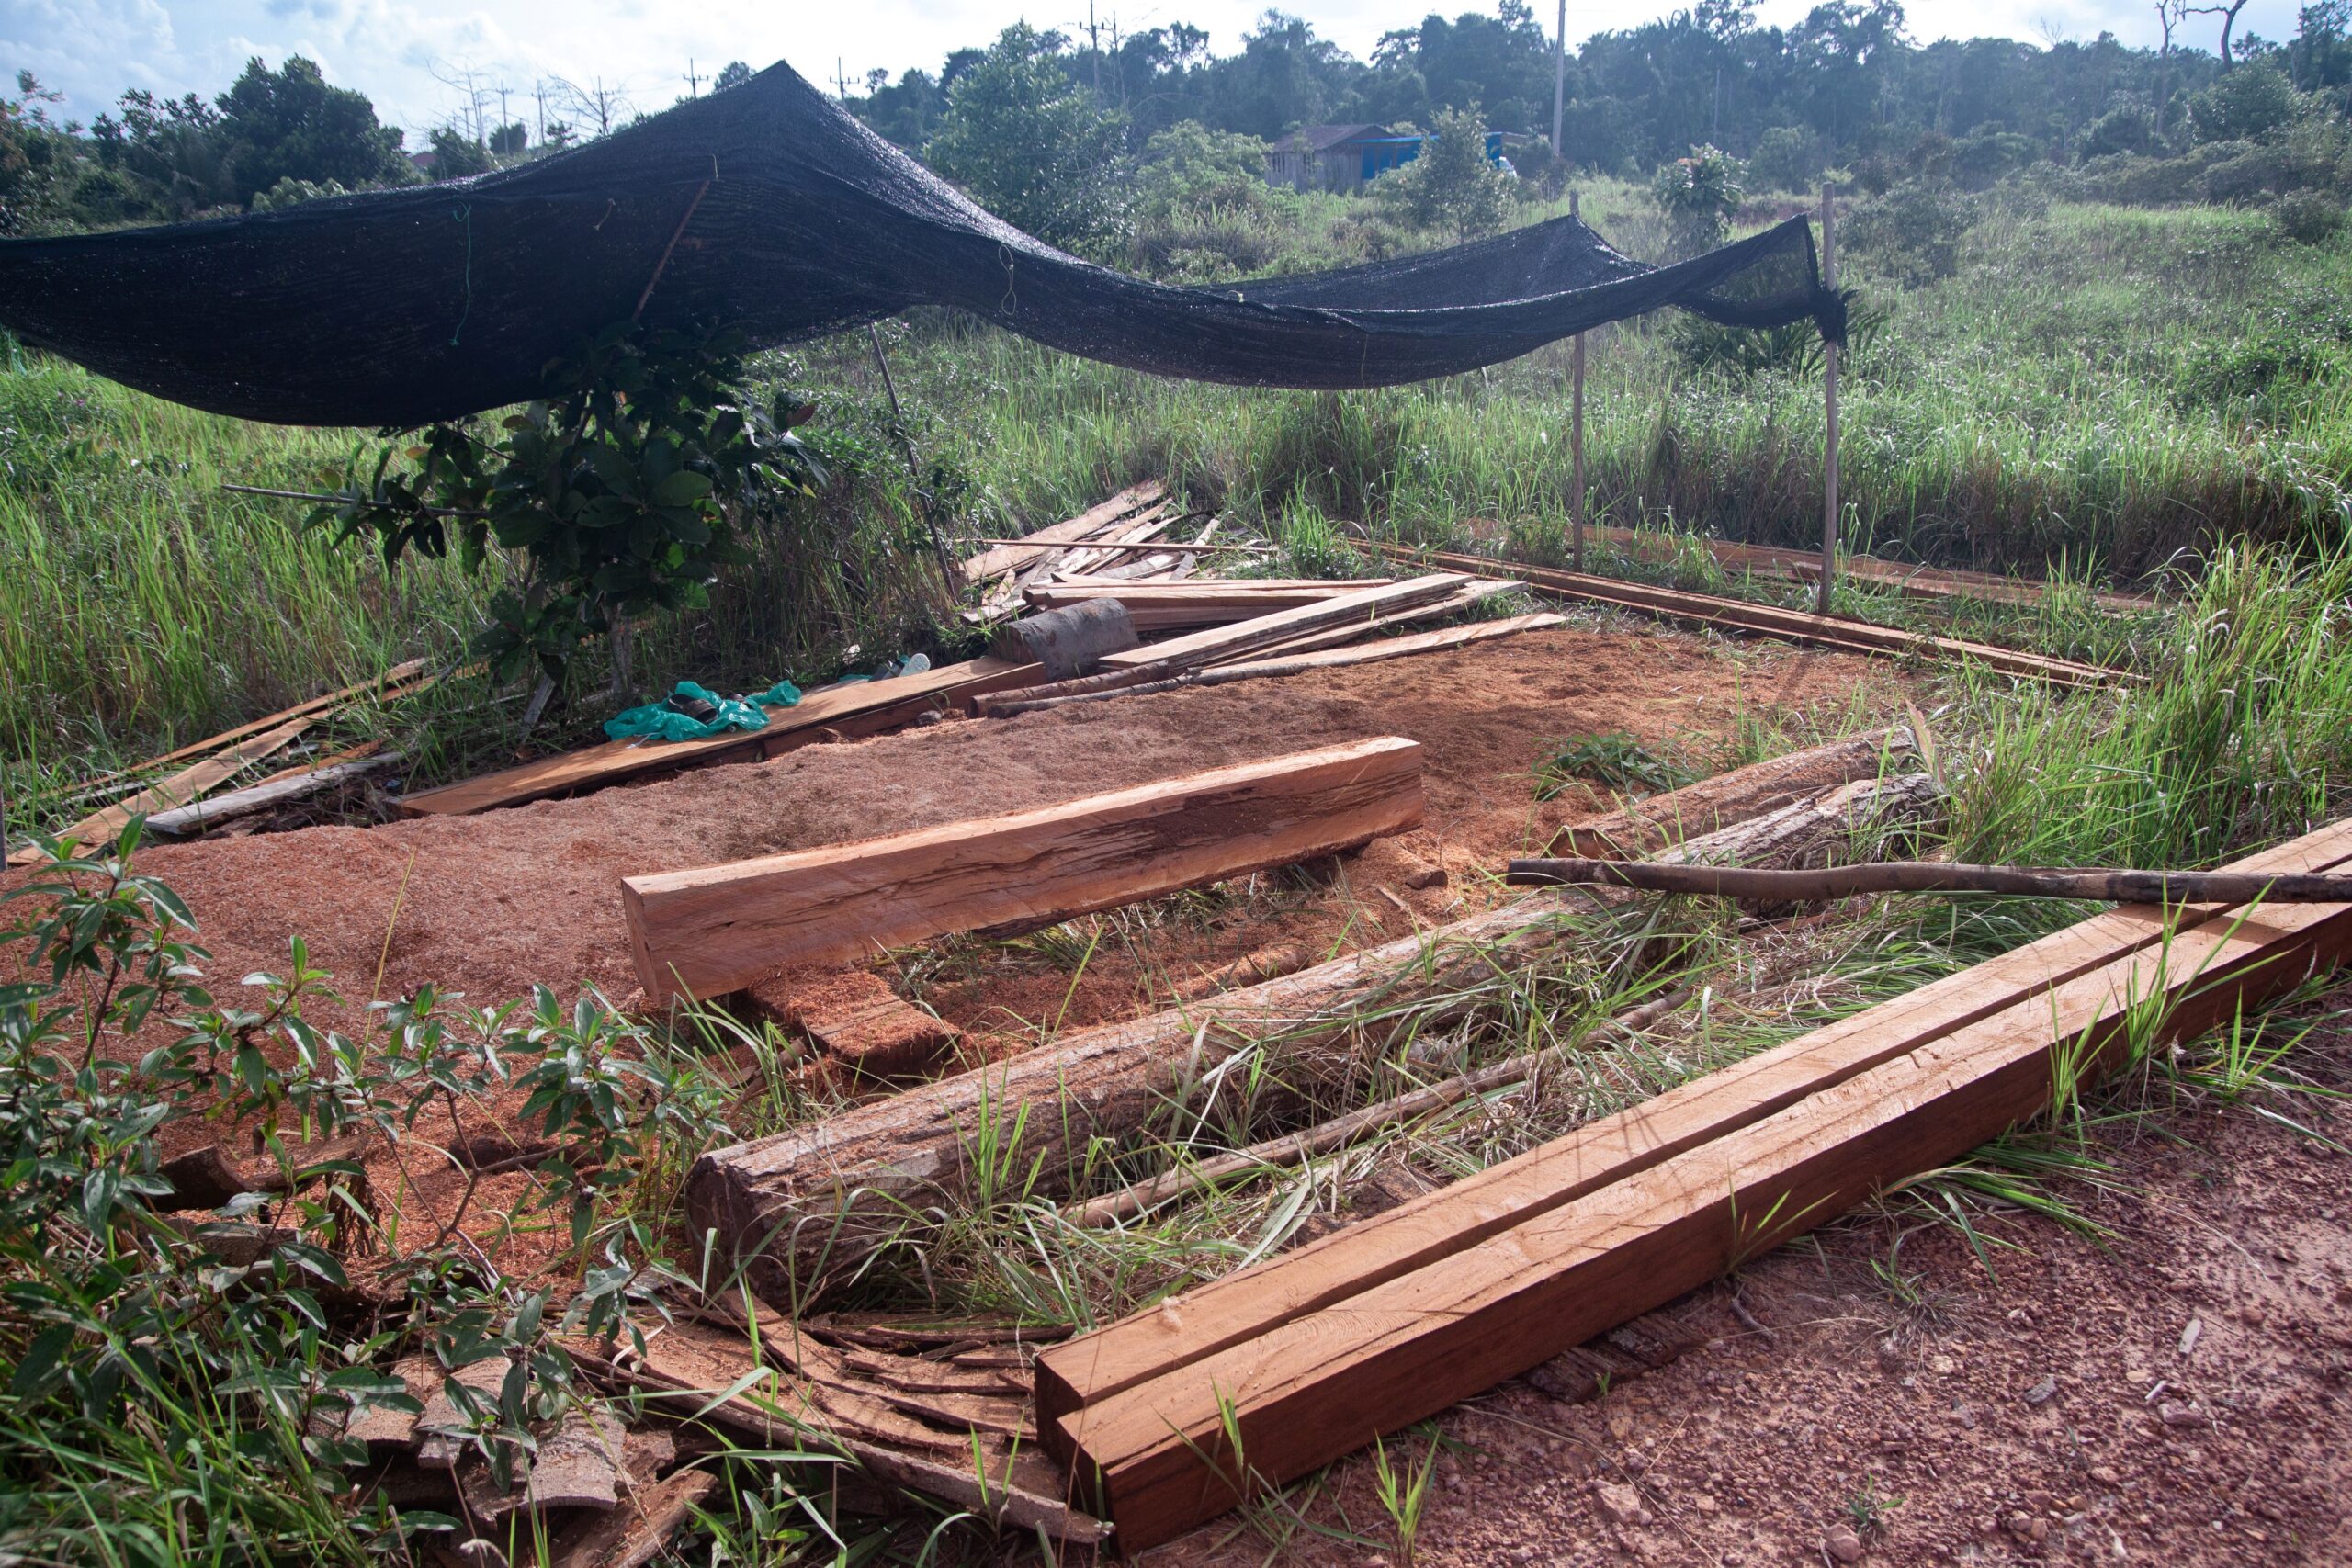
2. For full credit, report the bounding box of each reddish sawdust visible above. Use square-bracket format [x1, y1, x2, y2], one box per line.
[1165, 1017, 2352, 1568]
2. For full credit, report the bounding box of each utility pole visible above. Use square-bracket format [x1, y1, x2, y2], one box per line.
[1089, 0, 1103, 95]
[1552, 0, 1567, 156]
[684, 59, 702, 98]
[835, 59, 850, 100]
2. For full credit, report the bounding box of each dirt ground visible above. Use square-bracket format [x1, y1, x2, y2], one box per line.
[1162, 1013, 2352, 1568]
[36, 619, 1889, 1140]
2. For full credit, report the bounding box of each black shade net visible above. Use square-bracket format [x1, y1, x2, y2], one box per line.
[0, 62, 1844, 428]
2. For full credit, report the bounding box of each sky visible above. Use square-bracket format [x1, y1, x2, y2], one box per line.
[0, 0, 2313, 141]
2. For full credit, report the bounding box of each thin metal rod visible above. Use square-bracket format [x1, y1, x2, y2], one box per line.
[1503, 858, 2352, 906]
[1816, 183, 1840, 616]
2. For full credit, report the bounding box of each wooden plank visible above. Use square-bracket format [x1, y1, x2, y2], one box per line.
[1093, 575, 1474, 671]
[396, 657, 1040, 818]
[623, 737, 1427, 1005]
[11, 715, 313, 865]
[1227, 580, 1521, 663]
[1583, 524, 2151, 612]
[105, 659, 428, 780]
[1368, 545, 2125, 688]
[1057, 821, 2352, 1548]
[957, 481, 1164, 586]
[684, 770, 1936, 1297]
[980, 614, 1570, 717]
[1033, 814, 2352, 1444]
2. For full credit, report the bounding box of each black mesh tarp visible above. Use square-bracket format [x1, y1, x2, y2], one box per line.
[0, 62, 1842, 428]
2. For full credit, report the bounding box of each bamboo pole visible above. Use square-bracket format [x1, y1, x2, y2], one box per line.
[1502, 858, 2352, 906]
[1816, 183, 1840, 616]
[1569, 189, 1589, 573]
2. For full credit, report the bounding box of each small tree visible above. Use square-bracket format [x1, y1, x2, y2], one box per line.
[925, 24, 1128, 253]
[215, 56, 411, 206]
[1371, 104, 1517, 243]
[311, 326, 826, 682]
[427, 126, 492, 182]
[1651, 143, 1746, 259]
[488, 121, 528, 157]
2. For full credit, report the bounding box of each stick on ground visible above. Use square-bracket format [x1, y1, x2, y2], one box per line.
[1503, 859, 2352, 905]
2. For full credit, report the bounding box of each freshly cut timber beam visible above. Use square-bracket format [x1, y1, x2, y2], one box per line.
[398, 656, 1042, 818]
[10, 715, 313, 865]
[982, 614, 1567, 717]
[1547, 729, 1902, 858]
[1024, 580, 1400, 635]
[958, 481, 1164, 586]
[1035, 814, 2352, 1445]
[1367, 543, 2124, 688]
[683, 765, 1934, 1296]
[1052, 815, 2352, 1550]
[624, 737, 1427, 1006]
[1231, 579, 1522, 663]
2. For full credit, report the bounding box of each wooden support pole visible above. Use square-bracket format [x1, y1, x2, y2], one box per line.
[868, 324, 958, 593]
[1506, 858, 2352, 904]
[1816, 183, 1840, 616]
[1570, 189, 1589, 574]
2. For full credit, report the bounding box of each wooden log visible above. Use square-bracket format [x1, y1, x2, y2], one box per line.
[1065, 984, 1694, 1227]
[980, 613, 1566, 717]
[1544, 728, 1903, 858]
[11, 715, 313, 865]
[623, 737, 1427, 1005]
[143, 751, 400, 836]
[1365, 543, 2126, 688]
[683, 769, 1937, 1297]
[1506, 858, 2352, 905]
[1034, 814, 2352, 1538]
[397, 656, 1042, 818]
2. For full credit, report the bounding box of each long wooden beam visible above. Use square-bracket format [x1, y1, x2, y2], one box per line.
[622, 737, 1427, 1006]
[957, 482, 1164, 587]
[397, 656, 1043, 818]
[1042, 817, 2352, 1549]
[1367, 543, 2125, 687]
[9, 716, 315, 865]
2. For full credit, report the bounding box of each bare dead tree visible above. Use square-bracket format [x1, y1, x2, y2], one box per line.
[550, 75, 631, 137]
[2154, 0, 2189, 133]
[2189, 0, 2254, 67]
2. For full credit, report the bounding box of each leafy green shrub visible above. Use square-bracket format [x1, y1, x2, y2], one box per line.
[249, 174, 347, 210]
[313, 322, 828, 682]
[2272, 188, 2346, 243]
[2170, 331, 2334, 418]
[0, 824, 731, 1557]
[1842, 180, 1974, 288]
[1128, 122, 1292, 281]
[2188, 61, 2301, 145]
[1368, 104, 1518, 243]
[1651, 143, 1746, 258]
[1747, 126, 1820, 194]
[2080, 106, 2155, 160]
[1668, 292, 1887, 378]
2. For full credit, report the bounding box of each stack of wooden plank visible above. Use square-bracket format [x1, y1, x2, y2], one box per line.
[961, 480, 1248, 624]
[7, 660, 437, 863]
[1035, 813, 2352, 1550]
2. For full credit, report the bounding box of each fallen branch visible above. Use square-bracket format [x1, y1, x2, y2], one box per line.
[1502, 858, 2352, 906]
[1065, 984, 1696, 1227]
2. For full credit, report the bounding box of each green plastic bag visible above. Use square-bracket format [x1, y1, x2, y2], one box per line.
[604, 678, 802, 743]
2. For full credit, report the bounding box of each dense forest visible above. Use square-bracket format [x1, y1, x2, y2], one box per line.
[6, 2, 2352, 244]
